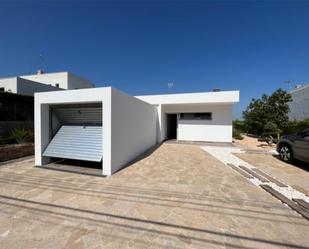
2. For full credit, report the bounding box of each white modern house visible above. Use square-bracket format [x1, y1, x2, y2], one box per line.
[288, 84, 309, 121]
[0, 71, 94, 96]
[35, 87, 239, 175]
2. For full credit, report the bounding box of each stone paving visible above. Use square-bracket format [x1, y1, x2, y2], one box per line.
[235, 153, 309, 196]
[202, 145, 309, 202]
[0, 143, 308, 249]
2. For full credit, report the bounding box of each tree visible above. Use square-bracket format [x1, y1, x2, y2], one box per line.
[243, 89, 292, 136]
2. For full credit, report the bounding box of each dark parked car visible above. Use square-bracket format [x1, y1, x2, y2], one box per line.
[277, 128, 309, 163]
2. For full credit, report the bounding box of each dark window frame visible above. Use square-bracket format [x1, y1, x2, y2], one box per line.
[179, 112, 212, 120]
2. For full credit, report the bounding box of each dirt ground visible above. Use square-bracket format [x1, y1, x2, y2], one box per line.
[234, 135, 276, 151]
[0, 143, 308, 249]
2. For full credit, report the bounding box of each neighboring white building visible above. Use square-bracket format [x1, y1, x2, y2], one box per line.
[288, 84, 309, 121]
[0, 71, 94, 96]
[35, 87, 239, 175]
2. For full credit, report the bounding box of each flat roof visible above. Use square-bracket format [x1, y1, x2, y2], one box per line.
[35, 87, 240, 105]
[136, 90, 240, 105]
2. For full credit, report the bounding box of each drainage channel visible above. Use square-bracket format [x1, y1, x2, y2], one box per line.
[202, 146, 309, 221]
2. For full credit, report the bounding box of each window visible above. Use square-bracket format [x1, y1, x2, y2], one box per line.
[179, 113, 212, 120]
[0, 87, 4, 92]
[55, 83, 59, 88]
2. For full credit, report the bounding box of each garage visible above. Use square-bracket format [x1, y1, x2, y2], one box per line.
[35, 87, 157, 176]
[43, 103, 102, 162]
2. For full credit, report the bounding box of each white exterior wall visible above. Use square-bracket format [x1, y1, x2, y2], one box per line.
[68, 73, 93, 89]
[1, 72, 93, 95]
[21, 72, 93, 89]
[0, 77, 18, 93]
[17, 78, 61, 96]
[288, 85, 309, 121]
[162, 104, 233, 142]
[21, 72, 69, 89]
[35, 104, 51, 165]
[109, 88, 157, 175]
[0, 77, 60, 96]
[137, 91, 239, 143]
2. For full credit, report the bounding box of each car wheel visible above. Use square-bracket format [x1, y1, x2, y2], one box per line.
[279, 144, 293, 162]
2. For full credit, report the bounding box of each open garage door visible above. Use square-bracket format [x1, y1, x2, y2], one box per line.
[43, 125, 102, 162]
[43, 103, 103, 162]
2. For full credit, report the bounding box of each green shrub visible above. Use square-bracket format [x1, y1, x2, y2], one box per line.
[233, 119, 246, 133]
[282, 119, 309, 135]
[9, 128, 33, 144]
[242, 89, 291, 136]
[263, 121, 281, 139]
[233, 128, 244, 140]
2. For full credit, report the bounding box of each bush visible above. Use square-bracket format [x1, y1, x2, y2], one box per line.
[233, 128, 244, 140]
[233, 119, 246, 133]
[282, 119, 309, 135]
[9, 128, 33, 144]
[243, 89, 291, 136]
[263, 121, 280, 139]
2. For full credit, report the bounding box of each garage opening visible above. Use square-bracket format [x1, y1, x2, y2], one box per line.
[166, 114, 177, 140]
[42, 103, 103, 173]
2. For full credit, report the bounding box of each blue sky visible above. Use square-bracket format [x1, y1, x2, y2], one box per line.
[0, 1, 308, 118]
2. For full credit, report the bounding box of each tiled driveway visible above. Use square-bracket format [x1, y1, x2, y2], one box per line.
[0, 143, 308, 249]
[235, 152, 309, 196]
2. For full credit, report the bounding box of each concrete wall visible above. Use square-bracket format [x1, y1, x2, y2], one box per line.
[17, 78, 61, 96]
[288, 85, 309, 121]
[35, 103, 51, 165]
[21, 72, 93, 90]
[0, 77, 61, 96]
[161, 104, 233, 142]
[68, 73, 93, 89]
[21, 72, 69, 89]
[0, 77, 17, 93]
[137, 91, 239, 143]
[109, 88, 157, 175]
